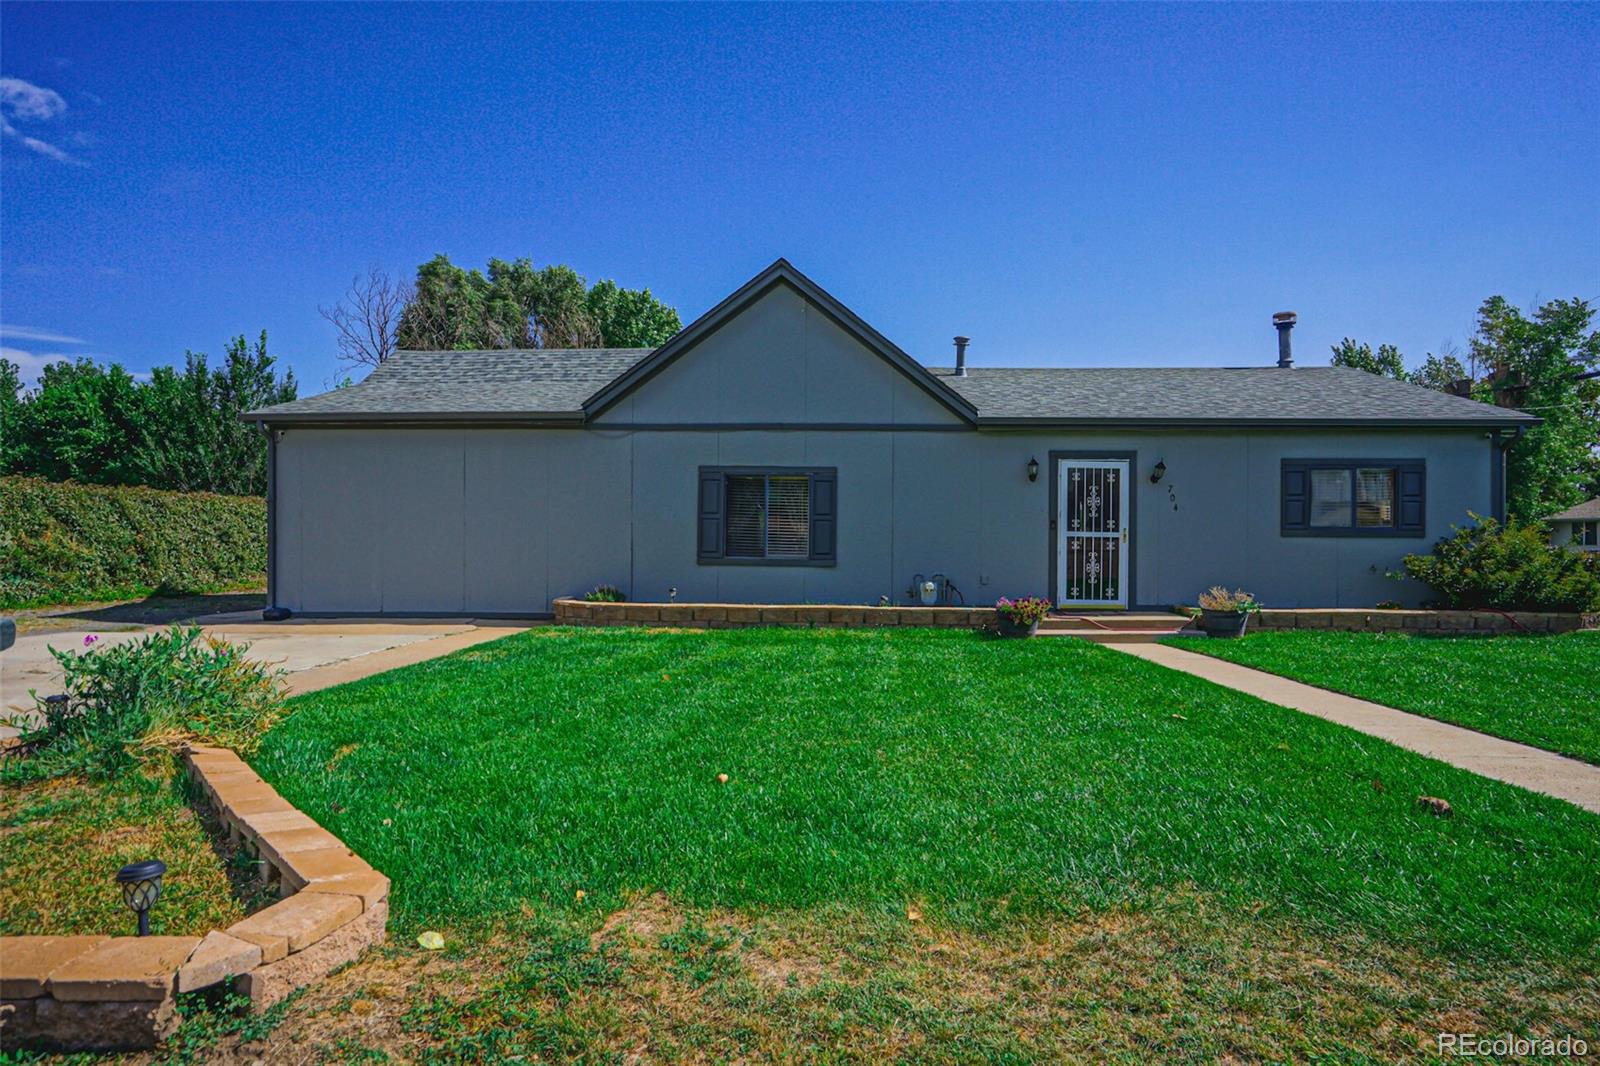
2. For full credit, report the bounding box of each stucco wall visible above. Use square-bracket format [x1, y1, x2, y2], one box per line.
[271, 425, 1494, 613]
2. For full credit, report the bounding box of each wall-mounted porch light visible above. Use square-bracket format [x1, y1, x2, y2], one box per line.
[116, 859, 166, 937]
[1026, 456, 1039, 482]
[1150, 460, 1167, 485]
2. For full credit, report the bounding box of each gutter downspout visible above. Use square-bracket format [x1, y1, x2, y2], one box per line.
[1490, 426, 1525, 523]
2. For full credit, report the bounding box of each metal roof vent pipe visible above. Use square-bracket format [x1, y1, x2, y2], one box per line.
[1272, 312, 1297, 368]
[953, 335, 970, 377]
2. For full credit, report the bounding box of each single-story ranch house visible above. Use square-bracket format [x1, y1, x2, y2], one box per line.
[1547, 497, 1600, 552]
[246, 259, 1535, 616]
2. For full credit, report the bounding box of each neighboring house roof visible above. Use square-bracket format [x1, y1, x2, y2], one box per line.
[1546, 498, 1600, 522]
[245, 259, 1538, 429]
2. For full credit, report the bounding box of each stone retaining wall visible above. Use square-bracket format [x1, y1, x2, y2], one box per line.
[1, 745, 388, 1053]
[1251, 608, 1592, 635]
[554, 597, 995, 629]
[555, 598, 1591, 636]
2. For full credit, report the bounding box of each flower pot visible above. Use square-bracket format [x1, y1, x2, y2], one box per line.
[996, 614, 1040, 638]
[1200, 609, 1251, 638]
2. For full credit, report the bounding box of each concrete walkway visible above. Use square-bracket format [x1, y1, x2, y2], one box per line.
[1114, 642, 1600, 815]
[1, 614, 538, 735]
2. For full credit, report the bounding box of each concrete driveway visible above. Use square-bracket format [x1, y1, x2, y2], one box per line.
[1, 611, 537, 735]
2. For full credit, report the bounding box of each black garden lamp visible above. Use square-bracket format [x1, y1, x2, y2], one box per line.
[116, 859, 166, 936]
[1150, 460, 1167, 485]
[1026, 456, 1039, 482]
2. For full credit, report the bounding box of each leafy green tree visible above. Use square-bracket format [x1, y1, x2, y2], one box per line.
[2, 359, 146, 484]
[586, 279, 683, 347]
[1, 332, 295, 496]
[1410, 350, 1471, 393]
[1331, 338, 1409, 380]
[133, 332, 297, 496]
[0, 357, 21, 471]
[397, 254, 498, 350]
[1466, 296, 1600, 520]
[394, 254, 680, 351]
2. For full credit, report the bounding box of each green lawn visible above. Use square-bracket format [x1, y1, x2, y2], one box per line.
[254, 627, 1599, 961]
[1166, 629, 1600, 765]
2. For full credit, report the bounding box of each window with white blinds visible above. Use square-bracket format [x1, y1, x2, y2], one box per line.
[1281, 459, 1425, 537]
[698, 468, 836, 565]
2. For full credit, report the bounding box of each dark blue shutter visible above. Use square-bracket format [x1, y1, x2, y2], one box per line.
[698, 470, 725, 560]
[1281, 462, 1309, 533]
[1397, 463, 1425, 534]
[809, 471, 837, 562]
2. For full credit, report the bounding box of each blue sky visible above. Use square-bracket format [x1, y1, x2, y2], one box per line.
[3, 3, 1596, 392]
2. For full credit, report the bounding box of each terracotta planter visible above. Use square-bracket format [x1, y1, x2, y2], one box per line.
[996, 613, 1041, 638]
[1200, 609, 1251, 638]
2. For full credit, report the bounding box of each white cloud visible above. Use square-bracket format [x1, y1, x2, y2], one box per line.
[18, 135, 83, 165]
[0, 78, 67, 121]
[0, 76, 84, 166]
[0, 324, 86, 344]
[1, 346, 70, 388]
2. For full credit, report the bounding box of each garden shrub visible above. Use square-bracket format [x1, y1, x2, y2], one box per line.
[3, 625, 284, 782]
[583, 584, 625, 602]
[1402, 515, 1600, 612]
[0, 477, 265, 609]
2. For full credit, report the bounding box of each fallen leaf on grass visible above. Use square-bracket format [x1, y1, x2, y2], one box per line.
[906, 905, 923, 922]
[416, 931, 445, 950]
[1170, 713, 1188, 721]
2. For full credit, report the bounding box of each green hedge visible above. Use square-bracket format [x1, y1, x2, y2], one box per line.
[0, 477, 266, 610]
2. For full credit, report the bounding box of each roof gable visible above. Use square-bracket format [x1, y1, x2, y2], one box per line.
[582, 259, 977, 424]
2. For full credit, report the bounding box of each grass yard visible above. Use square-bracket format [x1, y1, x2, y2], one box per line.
[1167, 629, 1600, 765]
[0, 765, 252, 937]
[226, 627, 1600, 1062]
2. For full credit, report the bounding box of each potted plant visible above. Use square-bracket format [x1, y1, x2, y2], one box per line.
[994, 596, 1052, 637]
[1196, 586, 1260, 638]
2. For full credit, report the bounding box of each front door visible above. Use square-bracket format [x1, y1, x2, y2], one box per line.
[1057, 459, 1130, 608]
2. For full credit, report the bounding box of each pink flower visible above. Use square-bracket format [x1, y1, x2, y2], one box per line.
[83, 634, 99, 647]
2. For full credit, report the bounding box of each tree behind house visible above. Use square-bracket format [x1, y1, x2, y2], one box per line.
[391, 254, 681, 355]
[0, 331, 296, 496]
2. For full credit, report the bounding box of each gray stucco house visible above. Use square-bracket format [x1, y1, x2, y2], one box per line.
[1547, 498, 1600, 552]
[246, 259, 1535, 616]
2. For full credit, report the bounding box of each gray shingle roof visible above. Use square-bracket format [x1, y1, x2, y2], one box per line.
[246, 348, 653, 421]
[246, 348, 1534, 427]
[929, 365, 1533, 426]
[1547, 497, 1600, 522]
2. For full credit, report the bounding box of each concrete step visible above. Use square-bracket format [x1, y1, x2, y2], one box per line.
[1039, 613, 1192, 632]
[1045, 627, 1197, 644]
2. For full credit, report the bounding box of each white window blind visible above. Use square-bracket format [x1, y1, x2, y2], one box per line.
[1356, 468, 1396, 527]
[765, 476, 810, 557]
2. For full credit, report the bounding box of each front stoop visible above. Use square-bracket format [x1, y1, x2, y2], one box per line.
[1040, 613, 1196, 644]
[0, 746, 389, 1054]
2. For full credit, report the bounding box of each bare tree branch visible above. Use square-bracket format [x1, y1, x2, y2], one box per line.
[319, 266, 409, 371]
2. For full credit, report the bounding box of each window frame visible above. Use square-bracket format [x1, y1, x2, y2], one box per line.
[1280, 458, 1426, 538]
[697, 466, 838, 567]
[1575, 520, 1599, 549]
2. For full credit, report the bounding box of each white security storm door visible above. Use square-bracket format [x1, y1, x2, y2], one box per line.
[1057, 459, 1130, 608]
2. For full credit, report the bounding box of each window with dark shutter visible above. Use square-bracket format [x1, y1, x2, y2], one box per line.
[697, 468, 837, 565]
[1281, 459, 1424, 537]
